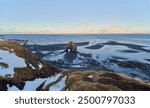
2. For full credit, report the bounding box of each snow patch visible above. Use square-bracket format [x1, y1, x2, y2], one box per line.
[71, 65, 82, 68]
[22, 74, 66, 91]
[0, 49, 26, 77]
[50, 76, 66, 91]
[38, 62, 43, 69]
[40, 51, 50, 54]
[32, 51, 36, 53]
[8, 85, 20, 91]
[44, 50, 65, 61]
[29, 63, 36, 70]
[106, 63, 150, 80]
[0, 39, 5, 41]
[87, 75, 93, 78]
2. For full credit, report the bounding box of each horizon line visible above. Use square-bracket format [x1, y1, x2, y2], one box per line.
[1, 33, 150, 35]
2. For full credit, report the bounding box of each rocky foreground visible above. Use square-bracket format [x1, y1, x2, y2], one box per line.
[0, 40, 59, 90]
[0, 40, 150, 91]
[63, 71, 150, 91]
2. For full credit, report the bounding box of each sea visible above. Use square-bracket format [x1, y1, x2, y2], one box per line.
[0, 34, 150, 45]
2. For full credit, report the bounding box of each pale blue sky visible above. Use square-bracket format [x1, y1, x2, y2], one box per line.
[0, 0, 150, 34]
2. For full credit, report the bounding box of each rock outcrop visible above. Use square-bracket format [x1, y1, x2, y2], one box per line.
[63, 70, 150, 91]
[0, 40, 59, 91]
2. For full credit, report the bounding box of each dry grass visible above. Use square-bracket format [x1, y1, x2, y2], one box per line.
[0, 40, 59, 90]
[64, 70, 150, 91]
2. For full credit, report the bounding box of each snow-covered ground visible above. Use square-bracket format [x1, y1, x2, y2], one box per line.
[0, 49, 26, 77]
[43, 43, 150, 65]
[40, 41, 150, 80]
[43, 50, 66, 61]
[82, 45, 150, 64]
[1, 34, 150, 90]
[8, 74, 66, 91]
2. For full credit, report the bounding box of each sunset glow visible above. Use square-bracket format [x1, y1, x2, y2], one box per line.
[0, 0, 150, 34]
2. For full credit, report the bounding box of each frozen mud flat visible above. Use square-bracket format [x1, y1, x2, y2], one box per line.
[24, 40, 150, 81]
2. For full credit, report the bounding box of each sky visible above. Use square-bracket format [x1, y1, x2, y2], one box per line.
[0, 0, 150, 34]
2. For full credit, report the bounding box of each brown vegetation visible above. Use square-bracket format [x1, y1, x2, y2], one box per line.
[0, 40, 59, 91]
[64, 70, 150, 91]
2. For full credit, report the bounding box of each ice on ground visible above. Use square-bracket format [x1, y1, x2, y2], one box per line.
[78, 45, 150, 64]
[7, 85, 20, 91]
[23, 74, 66, 91]
[40, 51, 50, 54]
[0, 49, 26, 77]
[32, 51, 36, 53]
[72, 54, 84, 64]
[107, 63, 150, 80]
[50, 76, 66, 91]
[71, 65, 82, 68]
[44, 50, 65, 61]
